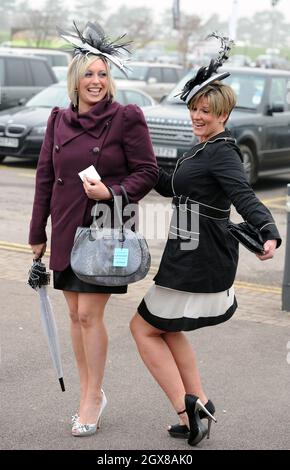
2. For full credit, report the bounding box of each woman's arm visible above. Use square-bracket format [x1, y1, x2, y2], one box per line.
[208, 143, 281, 248]
[109, 104, 159, 203]
[154, 167, 175, 197]
[28, 107, 59, 246]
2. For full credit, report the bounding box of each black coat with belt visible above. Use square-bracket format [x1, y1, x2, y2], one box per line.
[153, 130, 281, 293]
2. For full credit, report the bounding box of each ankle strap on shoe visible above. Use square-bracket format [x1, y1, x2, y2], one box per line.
[177, 409, 186, 415]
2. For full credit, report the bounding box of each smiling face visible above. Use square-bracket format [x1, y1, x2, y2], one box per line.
[188, 82, 236, 143]
[77, 58, 109, 113]
[189, 96, 228, 143]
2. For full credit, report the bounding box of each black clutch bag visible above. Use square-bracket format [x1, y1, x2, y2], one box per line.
[228, 221, 265, 254]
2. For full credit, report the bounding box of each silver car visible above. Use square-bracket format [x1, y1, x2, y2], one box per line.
[112, 61, 185, 101]
[0, 81, 156, 163]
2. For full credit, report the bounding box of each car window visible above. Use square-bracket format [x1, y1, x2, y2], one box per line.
[111, 65, 126, 79]
[226, 74, 265, 109]
[162, 67, 178, 83]
[35, 54, 53, 66]
[30, 60, 54, 86]
[269, 77, 287, 108]
[26, 85, 69, 108]
[165, 69, 196, 104]
[33, 54, 68, 67]
[0, 58, 4, 85]
[6, 57, 32, 86]
[51, 55, 69, 66]
[124, 90, 151, 107]
[165, 69, 267, 109]
[112, 64, 148, 81]
[53, 66, 68, 82]
[177, 69, 185, 80]
[148, 67, 162, 81]
[287, 79, 290, 110]
[128, 65, 148, 81]
[115, 89, 125, 104]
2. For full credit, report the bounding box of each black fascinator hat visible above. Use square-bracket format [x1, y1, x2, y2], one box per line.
[180, 32, 234, 107]
[57, 21, 132, 77]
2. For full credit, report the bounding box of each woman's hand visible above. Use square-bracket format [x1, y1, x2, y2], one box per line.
[83, 177, 112, 200]
[30, 242, 46, 260]
[256, 239, 277, 261]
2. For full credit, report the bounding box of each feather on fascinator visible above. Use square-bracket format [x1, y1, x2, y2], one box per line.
[57, 21, 132, 77]
[180, 32, 234, 106]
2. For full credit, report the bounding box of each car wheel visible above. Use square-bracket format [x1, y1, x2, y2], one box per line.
[240, 144, 257, 185]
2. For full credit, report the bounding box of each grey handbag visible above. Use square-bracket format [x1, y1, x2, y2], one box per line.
[70, 186, 151, 286]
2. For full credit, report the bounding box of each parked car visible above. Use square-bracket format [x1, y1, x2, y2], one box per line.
[0, 46, 71, 67]
[52, 65, 68, 81]
[0, 82, 156, 163]
[0, 53, 58, 111]
[116, 82, 156, 107]
[142, 66, 290, 184]
[255, 54, 290, 70]
[112, 61, 185, 101]
[227, 54, 253, 67]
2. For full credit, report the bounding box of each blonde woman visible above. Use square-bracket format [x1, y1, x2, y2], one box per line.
[29, 22, 158, 436]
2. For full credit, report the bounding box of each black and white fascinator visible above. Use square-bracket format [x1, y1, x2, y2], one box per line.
[57, 21, 132, 77]
[180, 32, 234, 106]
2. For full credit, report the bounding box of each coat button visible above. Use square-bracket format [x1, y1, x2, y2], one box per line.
[92, 146, 100, 154]
[57, 178, 64, 185]
[55, 145, 60, 152]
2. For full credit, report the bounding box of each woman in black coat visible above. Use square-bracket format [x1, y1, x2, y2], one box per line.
[130, 62, 281, 446]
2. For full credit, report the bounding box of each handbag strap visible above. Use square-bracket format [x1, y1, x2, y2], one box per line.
[120, 184, 130, 205]
[92, 186, 124, 229]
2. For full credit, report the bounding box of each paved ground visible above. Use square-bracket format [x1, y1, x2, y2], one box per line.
[1, 247, 290, 451]
[1, 164, 290, 451]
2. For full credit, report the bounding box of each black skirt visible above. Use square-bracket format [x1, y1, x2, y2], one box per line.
[53, 265, 128, 294]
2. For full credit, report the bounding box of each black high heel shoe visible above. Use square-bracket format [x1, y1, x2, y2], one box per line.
[168, 399, 215, 439]
[185, 394, 217, 446]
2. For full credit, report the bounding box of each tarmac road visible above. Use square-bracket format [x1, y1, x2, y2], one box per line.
[0, 160, 290, 452]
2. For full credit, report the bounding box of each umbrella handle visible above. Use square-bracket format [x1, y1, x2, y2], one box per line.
[59, 377, 65, 392]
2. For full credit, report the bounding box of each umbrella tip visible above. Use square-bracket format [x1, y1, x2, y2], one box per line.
[59, 377, 65, 392]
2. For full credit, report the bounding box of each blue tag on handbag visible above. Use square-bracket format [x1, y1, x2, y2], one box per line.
[113, 248, 129, 267]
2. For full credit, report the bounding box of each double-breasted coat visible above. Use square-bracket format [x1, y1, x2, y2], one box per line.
[29, 99, 158, 271]
[153, 130, 281, 294]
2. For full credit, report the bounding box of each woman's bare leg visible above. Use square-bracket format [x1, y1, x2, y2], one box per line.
[77, 292, 110, 424]
[163, 331, 208, 404]
[130, 313, 186, 416]
[63, 291, 87, 414]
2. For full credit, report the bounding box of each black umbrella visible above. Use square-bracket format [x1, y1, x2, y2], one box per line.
[28, 259, 65, 392]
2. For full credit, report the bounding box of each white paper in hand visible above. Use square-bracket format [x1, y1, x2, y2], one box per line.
[78, 165, 101, 182]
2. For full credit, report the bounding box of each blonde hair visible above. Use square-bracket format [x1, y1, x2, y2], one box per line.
[189, 81, 236, 123]
[67, 54, 116, 107]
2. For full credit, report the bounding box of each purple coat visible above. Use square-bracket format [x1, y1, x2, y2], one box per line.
[29, 99, 158, 271]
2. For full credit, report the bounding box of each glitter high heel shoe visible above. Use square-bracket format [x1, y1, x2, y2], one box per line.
[71, 389, 105, 427]
[71, 413, 79, 426]
[72, 390, 107, 437]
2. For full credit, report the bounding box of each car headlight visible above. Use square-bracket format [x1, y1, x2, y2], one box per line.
[30, 125, 47, 136]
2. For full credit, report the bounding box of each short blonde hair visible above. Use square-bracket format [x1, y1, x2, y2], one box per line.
[67, 54, 116, 107]
[188, 81, 236, 123]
